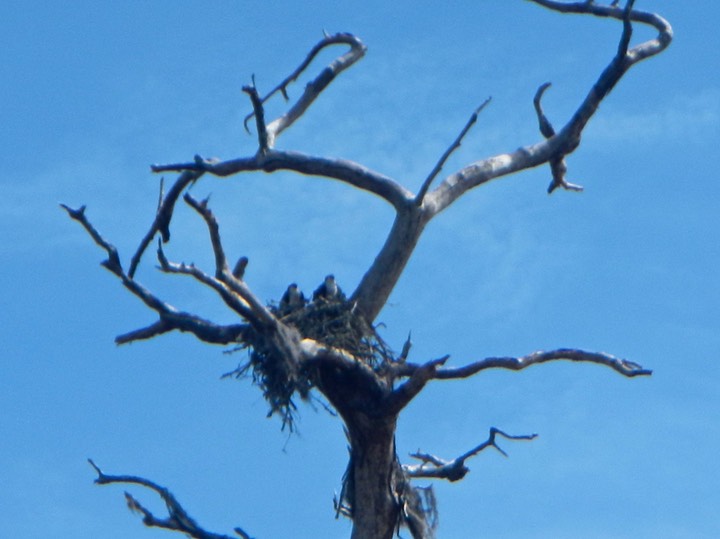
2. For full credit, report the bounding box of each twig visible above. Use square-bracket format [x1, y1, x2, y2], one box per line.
[156, 240, 255, 321]
[183, 193, 229, 278]
[181, 194, 276, 326]
[60, 204, 123, 276]
[242, 79, 269, 153]
[404, 428, 537, 482]
[416, 98, 491, 205]
[129, 170, 203, 278]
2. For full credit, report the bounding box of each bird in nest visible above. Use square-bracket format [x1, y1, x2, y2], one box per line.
[279, 283, 306, 314]
[312, 274, 346, 304]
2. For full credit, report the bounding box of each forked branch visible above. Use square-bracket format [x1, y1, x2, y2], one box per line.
[244, 32, 367, 148]
[60, 203, 254, 345]
[415, 97, 492, 205]
[425, 0, 672, 216]
[129, 170, 203, 278]
[404, 428, 538, 482]
[88, 459, 252, 539]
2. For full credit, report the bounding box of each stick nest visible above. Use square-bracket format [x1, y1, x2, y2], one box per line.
[226, 300, 394, 430]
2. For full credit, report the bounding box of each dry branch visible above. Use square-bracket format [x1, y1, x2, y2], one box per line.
[415, 98, 492, 205]
[405, 428, 538, 482]
[431, 348, 652, 379]
[129, 170, 203, 278]
[65, 4, 673, 537]
[61, 203, 254, 345]
[88, 459, 250, 539]
[242, 80, 269, 153]
[246, 32, 367, 147]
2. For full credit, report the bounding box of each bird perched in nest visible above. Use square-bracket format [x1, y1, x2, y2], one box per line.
[279, 283, 306, 314]
[313, 274, 346, 303]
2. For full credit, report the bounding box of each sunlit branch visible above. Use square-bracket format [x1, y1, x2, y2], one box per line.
[151, 150, 412, 211]
[244, 32, 367, 147]
[431, 348, 652, 379]
[427, 0, 672, 214]
[415, 98, 491, 206]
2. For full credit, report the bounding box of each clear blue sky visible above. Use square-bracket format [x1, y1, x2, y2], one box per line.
[1, 2, 718, 538]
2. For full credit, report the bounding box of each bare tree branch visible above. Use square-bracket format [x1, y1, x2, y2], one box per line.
[242, 79, 269, 153]
[404, 428, 538, 482]
[152, 150, 413, 211]
[114, 319, 175, 344]
[61, 204, 123, 276]
[244, 32, 367, 147]
[385, 356, 449, 415]
[156, 242, 255, 322]
[129, 170, 203, 278]
[425, 0, 672, 216]
[88, 459, 250, 539]
[430, 348, 652, 379]
[533, 82, 583, 193]
[415, 98, 491, 205]
[181, 193, 277, 326]
[62, 203, 254, 345]
[182, 194, 229, 279]
[115, 309, 251, 346]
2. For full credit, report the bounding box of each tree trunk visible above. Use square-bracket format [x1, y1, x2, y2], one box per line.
[347, 414, 400, 539]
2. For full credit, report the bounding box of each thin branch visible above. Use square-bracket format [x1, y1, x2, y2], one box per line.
[60, 204, 123, 276]
[61, 203, 252, 345]
[244, 32, 367, 147]
[533, 82, 555, 139]
[430, 348, 652, 379]
[88, 459, 249, 539]
[415, 97, 491, 206]
[385, 355, 449, 414]
[129, 169, 203, 278]
[232, 256, 248, 280]
[242, 80, 269, 153]
[116, 311, 251, 346]
[181, 194, 277, 326]
[182, 194, 230, 278]
[115, 319, 173, 344]
[404, 428, 537, 482]
[426, 0, 672, 214]
[156, 241, 255, 322]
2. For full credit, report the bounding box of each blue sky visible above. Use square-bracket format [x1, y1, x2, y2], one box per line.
[1, 1, 718, 538]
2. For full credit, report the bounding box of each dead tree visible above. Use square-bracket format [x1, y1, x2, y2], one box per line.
[64, 2, 671, 538]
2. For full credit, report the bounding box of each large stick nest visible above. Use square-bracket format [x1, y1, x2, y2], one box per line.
[226, 299, 395, 430]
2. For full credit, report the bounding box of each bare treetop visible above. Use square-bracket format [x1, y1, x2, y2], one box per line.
[65, 2, 671, 538]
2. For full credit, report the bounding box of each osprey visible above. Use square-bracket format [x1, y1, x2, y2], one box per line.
[279, 283, 306, 314]
[313, 274, 345, 303]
